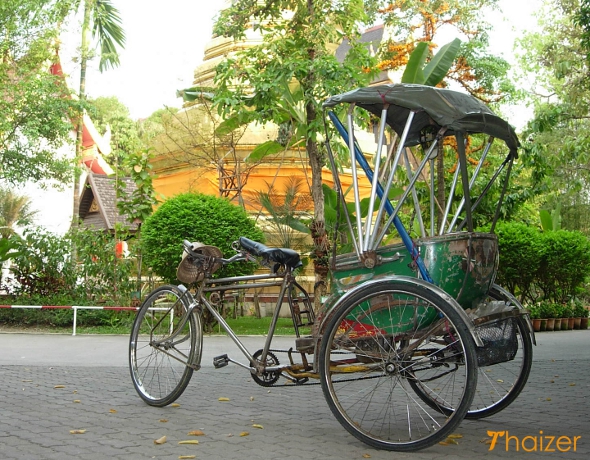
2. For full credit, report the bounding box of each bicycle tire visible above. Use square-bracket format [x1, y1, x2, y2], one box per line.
[129, 284, 202, 406]
[408, 284, 533, 419]
[466, 285, 533, 418]
[319, 277, 478, 452]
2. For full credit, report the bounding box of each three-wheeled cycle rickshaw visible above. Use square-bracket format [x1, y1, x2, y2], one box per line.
[129, 83, 534, 451]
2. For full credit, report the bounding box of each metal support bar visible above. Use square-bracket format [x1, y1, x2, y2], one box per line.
[403, 147, 426, 238]
[370, 112, 416, 248]
[456, 132, 474, 232]
[446, 136, 494, 233]
[326, 111, 432, 282]
[346, 104, 364, 251]
[363, 105, 389, 251]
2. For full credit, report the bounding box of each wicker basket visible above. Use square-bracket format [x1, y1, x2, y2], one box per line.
[176, 242, 222, 283]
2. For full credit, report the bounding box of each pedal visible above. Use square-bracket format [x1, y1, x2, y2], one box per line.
[213, 354, 229, 369]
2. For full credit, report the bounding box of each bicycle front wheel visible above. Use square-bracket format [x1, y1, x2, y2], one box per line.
[319, 278, 478, 452]
[129, 284, 202, 406]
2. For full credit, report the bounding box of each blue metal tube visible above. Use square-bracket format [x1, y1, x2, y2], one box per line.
[327, 111, 433, 283]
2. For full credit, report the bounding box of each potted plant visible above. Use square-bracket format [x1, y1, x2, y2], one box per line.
[572, 300, 588, 329]
[579, 304, 589, 330]
[539, 301, 556, 331]
[528, 304, 541, 332]
[565, 303, 576, 330]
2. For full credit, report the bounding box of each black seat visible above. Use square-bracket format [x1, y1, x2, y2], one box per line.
[239, 237, 302, 269]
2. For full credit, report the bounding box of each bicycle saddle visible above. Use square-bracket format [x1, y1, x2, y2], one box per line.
[239, 237, 302, 269]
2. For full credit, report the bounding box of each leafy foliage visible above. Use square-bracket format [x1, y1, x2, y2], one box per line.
[0, 0, 80, 185]
[115, 148, 158, 225]
[494, 221, 590, 304]
[141, 193, 264, 282]
[518, 0, 590, 234]
[5, 227, 134, 304]
[88, 96, 142, 167]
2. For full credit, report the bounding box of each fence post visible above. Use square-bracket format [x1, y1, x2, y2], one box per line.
[72, 306, 78, 336]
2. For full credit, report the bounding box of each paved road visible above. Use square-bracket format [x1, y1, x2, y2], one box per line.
[0, 331, 589, 459]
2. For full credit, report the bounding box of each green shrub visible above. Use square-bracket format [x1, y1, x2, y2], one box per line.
[6, 227, 134, 305]
[536, 230, 590, 304]
[495, 222, 542, 302]
[141, 193, 264, 283]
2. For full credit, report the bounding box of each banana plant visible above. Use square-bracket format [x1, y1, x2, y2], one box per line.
[401, 38, 461, 86]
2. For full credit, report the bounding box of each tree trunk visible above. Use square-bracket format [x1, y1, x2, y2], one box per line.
[72, 1, 92, 229]
[306, 101, 328, 314]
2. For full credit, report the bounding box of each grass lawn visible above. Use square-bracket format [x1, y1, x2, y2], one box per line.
[0, 316, 309, 336]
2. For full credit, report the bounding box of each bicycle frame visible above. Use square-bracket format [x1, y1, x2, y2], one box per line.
[166, 269, 314, 377]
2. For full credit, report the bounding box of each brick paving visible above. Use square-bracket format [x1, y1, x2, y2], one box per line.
[0, 331, 589, 459]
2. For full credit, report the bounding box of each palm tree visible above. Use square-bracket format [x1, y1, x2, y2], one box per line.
[0, 187, 37, 238]
[72, 0, 126, 228]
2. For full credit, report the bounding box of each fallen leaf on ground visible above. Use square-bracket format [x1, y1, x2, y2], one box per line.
[54, 385, 65, 389]
[252, 424, 263, 429]
[363, 454, 371, 458]
[447, 434, 463, 439]
[159, 419, 168, 423]
[218, 397, 230, 401]
[171, 403, 180, 407]
[188, 430, 205, 436]
[179, 456, 196, 459]
[240, 432, 249, 437]
[70, 429, 86, 434]
[154, 436, 167, 445]
[109, 409, 117, 413]
[569, 383, 576, 386]
[73, 400, 81, 403]
[480, 438, 493, 444]
[178, 440, 199, 445]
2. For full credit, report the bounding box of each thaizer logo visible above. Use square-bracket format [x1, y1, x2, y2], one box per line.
[487, 431, 581, 452]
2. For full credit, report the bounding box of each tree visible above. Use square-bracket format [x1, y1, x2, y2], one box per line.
[0, 0, 80, 186]
[377, 0, 515, 103]
[88, 96, 141, 167]
[213, 0, 382, 311]
[149, 95, 260, 203]
[518, 0, 590, 234]
[0, 187, 37, 238]
[70, 0, 126, 227]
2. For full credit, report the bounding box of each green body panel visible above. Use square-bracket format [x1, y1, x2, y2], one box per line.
[326, 232, 498, 334]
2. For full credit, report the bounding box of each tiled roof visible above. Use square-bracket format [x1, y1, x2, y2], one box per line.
[79, 174, 139, 232]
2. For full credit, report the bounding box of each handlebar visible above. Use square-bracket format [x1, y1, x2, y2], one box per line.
[182, 239, 248, 265]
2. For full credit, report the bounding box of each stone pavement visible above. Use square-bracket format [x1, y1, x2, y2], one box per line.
[0, 331, 589, 459]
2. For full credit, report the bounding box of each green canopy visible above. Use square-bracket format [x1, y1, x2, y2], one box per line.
[324, 83, 520, 156]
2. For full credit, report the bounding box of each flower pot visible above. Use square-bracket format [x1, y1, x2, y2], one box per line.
[554, 318, 562, 330]
[561, 318, 569, 330]
[574, 317, 582, 329]
[568, 318, 575, 330]
[546, 318, 555, 331]
[532, 318, 541, 332]
[540, 318, 547, 332]
[581, 317, 589, 330]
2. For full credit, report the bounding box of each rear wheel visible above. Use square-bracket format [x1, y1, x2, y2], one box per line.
[409, 285, 533, 419]
[319, 278, 477, 451]
[129, 285, 202, 406]
[467, 285, 533, 418]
